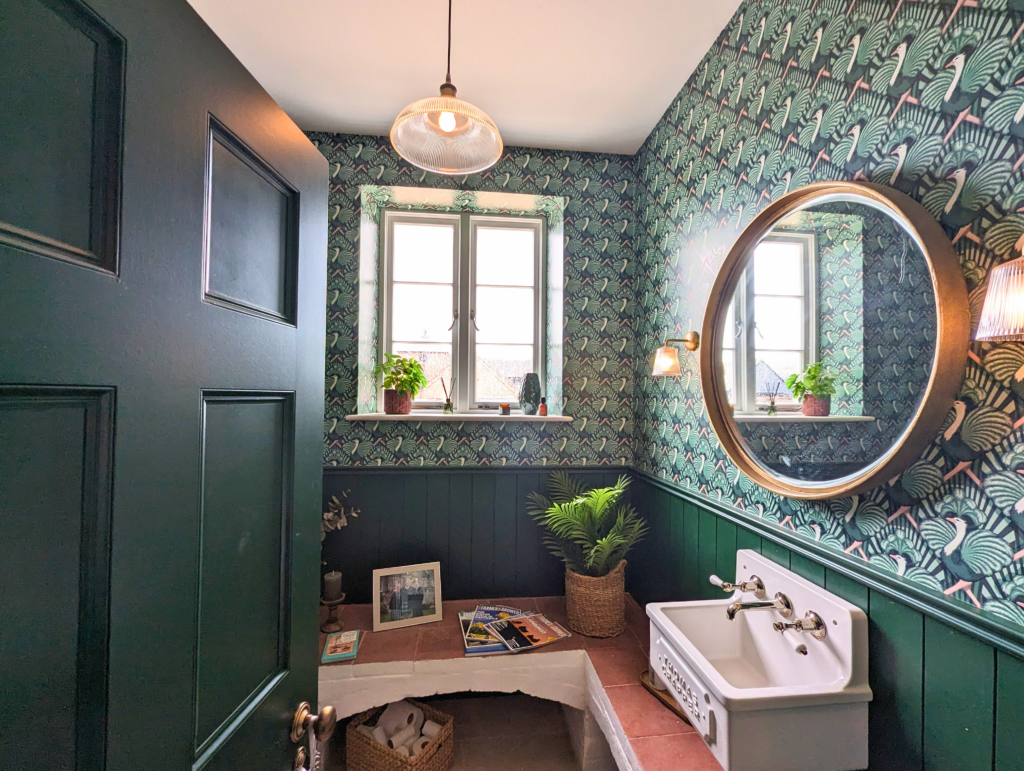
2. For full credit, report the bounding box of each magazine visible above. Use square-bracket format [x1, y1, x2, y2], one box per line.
[459, 611, 512, 656]
[484, 613, 571, 653]
[466, 604, 522, 642]
[321, 629, 360, 663]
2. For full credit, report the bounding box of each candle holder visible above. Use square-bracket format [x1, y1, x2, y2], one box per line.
[320, 594, 346, 634]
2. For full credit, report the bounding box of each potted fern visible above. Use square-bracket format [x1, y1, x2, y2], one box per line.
[374, 353, 428, 415]
[528, 472, 647, 637]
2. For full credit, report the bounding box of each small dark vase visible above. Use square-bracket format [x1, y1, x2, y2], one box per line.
[802, 394, 831, 417]
[519, 373, 542, 415]
[383, 389, 412, 415]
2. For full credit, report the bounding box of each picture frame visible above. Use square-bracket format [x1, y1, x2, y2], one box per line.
[372, 561, 443, 631]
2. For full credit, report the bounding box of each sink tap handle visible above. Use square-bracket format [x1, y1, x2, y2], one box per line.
[773, 611, 827, 641]
[709, 574, 766, 599]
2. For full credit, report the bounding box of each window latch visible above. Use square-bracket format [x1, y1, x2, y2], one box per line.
[447, 309, 458, 331]
[470, 309, 480, 331]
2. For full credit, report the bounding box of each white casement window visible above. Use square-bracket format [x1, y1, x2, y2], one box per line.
[381, 210, 544, 412]
[723, 234, 817, 414]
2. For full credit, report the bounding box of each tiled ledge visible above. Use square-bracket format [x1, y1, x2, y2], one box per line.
[318, 595, 721, 771]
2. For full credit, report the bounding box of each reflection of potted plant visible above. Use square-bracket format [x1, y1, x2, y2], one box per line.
[375, 353, 428, 415]
[785, 362, 837, 417]
[527, 473, 648, 637]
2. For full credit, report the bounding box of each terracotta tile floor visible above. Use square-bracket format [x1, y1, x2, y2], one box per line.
[320, 595, 721, 771]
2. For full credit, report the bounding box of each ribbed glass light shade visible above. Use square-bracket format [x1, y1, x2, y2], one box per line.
[390, 93, 503, 175]
[652, 346, 682, 377]
[977, 257, 1024, 341]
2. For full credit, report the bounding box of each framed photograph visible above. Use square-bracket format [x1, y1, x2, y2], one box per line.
[372, 561, 443, 631]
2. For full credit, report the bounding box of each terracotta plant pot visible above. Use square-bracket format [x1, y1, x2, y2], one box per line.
[802, 394, 831, 417]
[383, 389, 412, 415]
[565, 559, 626, 637]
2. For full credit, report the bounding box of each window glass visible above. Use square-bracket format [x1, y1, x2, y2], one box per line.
[476, 227, 534, 286]
[753, 241, 802, 295]
[392, 223, 453, 283]
[476, 344, 533, 402]
[474, 287, 534, 344]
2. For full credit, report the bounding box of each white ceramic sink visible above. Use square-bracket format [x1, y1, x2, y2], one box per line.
[647, 549, 871, 771]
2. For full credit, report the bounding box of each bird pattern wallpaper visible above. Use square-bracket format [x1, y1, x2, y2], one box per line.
[632, 0, 1024, 624]
[306, 133, 640, 468]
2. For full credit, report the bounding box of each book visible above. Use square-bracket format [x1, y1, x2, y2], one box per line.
[485, 613, 571, 653]
[460, 611, 512, 656]
[466, 604, 522, 642]
[321, 629, 360, 663]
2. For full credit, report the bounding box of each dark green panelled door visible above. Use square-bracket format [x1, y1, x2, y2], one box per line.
[0, 0, 327, 769]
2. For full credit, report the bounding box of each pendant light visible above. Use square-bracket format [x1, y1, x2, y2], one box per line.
[389, 0, 503, 175]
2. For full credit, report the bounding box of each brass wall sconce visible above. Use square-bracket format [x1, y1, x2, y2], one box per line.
[651, 331, 700, 377]
[976, 256, 1024, 341]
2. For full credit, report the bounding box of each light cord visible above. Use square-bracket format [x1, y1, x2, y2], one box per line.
[446, 0, 452, 82]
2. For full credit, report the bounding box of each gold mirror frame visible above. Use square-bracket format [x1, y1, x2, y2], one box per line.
[700, 182, 969, 500]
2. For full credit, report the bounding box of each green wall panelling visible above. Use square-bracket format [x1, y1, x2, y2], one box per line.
[493, 474, 518, 598]
[996, 651, 1024, 771]
[790, 553, 824, 587]
[824, 568, 868, 613]
[697, 509, 718, 600]
[471, 475, 497, 599]
[514, 473, 541, 597]
[669, 496, 686, 600]
[715, 519, 737, 587]
[447, 474, 474, 599]
[760, 539, 791, 572]
[652, 488, 673, 602]
[681, 501, 700, 601]
[735, 526, 761, 555]
[868, 593, 924, 771]
[922, 617, 995, 771]
[402, 474, 426, 566]
[425, 474, 450, 587]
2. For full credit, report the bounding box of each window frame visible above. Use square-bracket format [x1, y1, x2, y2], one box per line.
[727, 233, 817, 414]
[380, 209, 545, 413]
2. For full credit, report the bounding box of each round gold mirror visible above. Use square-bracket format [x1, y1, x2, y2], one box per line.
[700, 182, 969, 499]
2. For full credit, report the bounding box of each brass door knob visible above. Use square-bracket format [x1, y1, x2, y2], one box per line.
[293, 746, 307, 771]
[291, 702, 338, 744]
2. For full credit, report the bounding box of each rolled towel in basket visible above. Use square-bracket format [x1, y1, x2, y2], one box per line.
[388, 724, 418, 750]
[421, 719, 442, 739]
[378, 700, 419, 735]
[411, 736, 431, 756]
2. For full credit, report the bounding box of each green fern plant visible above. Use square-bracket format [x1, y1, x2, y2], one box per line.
[527, 472, 648, 577]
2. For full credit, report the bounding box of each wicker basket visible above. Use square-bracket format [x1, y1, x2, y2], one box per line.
[346, 700, 454, 771]
[565, 559, 626, 637]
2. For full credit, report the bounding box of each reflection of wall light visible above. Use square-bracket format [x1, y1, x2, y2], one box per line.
[977, 257, 1024, 341]
[651, 332, 700, 376]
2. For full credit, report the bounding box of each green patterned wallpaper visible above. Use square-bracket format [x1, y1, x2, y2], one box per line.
[306, 134, 639, 467]
[633, 0, 1024, 620]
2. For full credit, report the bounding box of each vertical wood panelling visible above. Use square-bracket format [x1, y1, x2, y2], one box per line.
[735, 525, 761, 554]
[824, 568, 868, 612]
[514, 473, 541, 597]
[446, 475, 473, 599]
[715, 519, 737, 586]
[868, 593, 924, 771]
[697, 510, 718, 600]
[425, 474, 450, 591]
[790, 553, 824, 586]
[760, 538, 791, 570]
[652, 489, 672, 602]
[996, 651, 1024, 771]
[669, 496, 686, 599]
[493, 475, 518, 598]
[402, 474, 427, 566]
[922, 617, 995, 771]
[682, 502, 700, 601]
[376, 475, 404, 570]
[470, 475, 496, 598]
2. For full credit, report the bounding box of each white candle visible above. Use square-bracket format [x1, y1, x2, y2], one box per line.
[323, 571, 343, 601]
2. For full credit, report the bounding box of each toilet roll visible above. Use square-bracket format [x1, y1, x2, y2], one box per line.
[356, 725, 374, 738]
[371, 726, 388, 745]
[411, 736, 431, 756]
[394, 745, 410, 758]
[421, 719, 442, 739]
[782, 628, 808, 655]
[410, 706, 425, 734]
[378, 700, 418, 735]
[388, 724, 418, 750]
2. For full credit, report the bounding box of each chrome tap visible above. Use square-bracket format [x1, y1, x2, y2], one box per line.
[774, 611, 827, 641]
[726, 591, 794, 621]
[709, 574, 766, 599]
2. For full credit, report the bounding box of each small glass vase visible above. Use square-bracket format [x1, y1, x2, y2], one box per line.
[519, 373, 541, 415]
[443, 399, 454, 414]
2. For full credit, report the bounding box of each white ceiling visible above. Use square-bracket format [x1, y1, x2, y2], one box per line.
[187, 0, 741, 155]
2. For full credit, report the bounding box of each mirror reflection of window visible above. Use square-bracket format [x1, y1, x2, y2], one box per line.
[723, 235, 816, 414]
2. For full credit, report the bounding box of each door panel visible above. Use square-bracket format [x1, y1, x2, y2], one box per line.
[0, 388, 114, 771]
[0, 0, 328, 768]
[196, 394, 292, 755]
[0, 0, 123, 269]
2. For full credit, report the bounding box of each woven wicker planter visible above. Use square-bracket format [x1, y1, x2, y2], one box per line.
[346, 700, 454, 771]
[565, 559, 626, 637]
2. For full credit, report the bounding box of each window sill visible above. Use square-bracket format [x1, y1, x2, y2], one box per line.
[346, 412, 573, 423]
[732, 414, 875, 423]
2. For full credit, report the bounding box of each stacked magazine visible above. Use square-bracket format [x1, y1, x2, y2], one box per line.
[460, 604, 571, 656]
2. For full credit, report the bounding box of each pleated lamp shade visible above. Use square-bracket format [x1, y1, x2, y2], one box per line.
[976, 257, 1024, 341]
[652, 346, 682, 377]
[390, 83, 503, 176]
